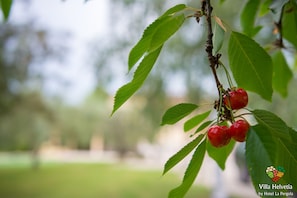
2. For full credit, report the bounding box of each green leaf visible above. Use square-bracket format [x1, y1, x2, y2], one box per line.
[248, 110, 297, 192]
[0, 0, 13, 21]
[276, 139, 297, 191]
[114, 4, 187, 114]
[168, 140, 206, 198]
[128, 16, 170, 71]
[246, 125, 297, 193]
[240, 0, 261, 37]
[184, 110, 211, 132]
[272, 51, 293, 97]
[252, 109, 291, 141]
[163, 134, 204, 175]
[207, 138, 236, 170]
[161, 103, 198, 125]
[149, 14, 185, 53]
[228, 31, 273, 100]
[259, 0, 272, 16]
[128, 4, 186, 71]
[246, 125, 279, 193]
[213, 18, 225, 54]
[194, 120, 213, 134]
[285, 128, 297, 164]
[161, 4, 186, 17]
[289, 127, 297, 145]
[283, 1, 297, 50]
[112, 47, 162, 114]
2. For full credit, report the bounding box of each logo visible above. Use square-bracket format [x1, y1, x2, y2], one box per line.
[266, 166, 285, 182]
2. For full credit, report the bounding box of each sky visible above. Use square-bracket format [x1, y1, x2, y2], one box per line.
[9, 0, 109, 104]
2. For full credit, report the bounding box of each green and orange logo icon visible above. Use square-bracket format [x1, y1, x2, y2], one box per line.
[266, 166, 285, 182]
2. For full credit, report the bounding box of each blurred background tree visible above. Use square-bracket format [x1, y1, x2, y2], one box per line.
[0, 20, 65, 168]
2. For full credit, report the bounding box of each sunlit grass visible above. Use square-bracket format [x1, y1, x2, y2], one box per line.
[0, 162, 211, 198]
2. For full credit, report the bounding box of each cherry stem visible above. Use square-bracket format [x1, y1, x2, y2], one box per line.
[220, 63, 234, 88]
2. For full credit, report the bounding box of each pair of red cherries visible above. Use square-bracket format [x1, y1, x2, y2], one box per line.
[208, 88, 250, 148]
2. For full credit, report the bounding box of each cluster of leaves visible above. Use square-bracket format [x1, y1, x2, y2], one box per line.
[161, 107, 297, 197]
[112, 0, 296, 111]
[111, 4, 187, 114]
[112, 1, 297, 197]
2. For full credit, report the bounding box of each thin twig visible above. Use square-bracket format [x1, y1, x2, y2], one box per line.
[200, 0, 235, 123]
[201, 0, 222, 94]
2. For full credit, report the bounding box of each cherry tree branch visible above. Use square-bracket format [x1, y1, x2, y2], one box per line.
[200, 0, 234, 122]
[201, 0, 222, 94]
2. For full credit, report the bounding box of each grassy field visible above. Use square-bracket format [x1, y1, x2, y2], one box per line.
[0, 162, 211, 198]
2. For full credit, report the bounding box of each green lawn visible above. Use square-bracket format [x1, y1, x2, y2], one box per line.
[0, 163, 211, 198]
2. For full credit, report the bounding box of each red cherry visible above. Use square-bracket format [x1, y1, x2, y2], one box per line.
[207, 125, 231, 147]
[224, 88, 248, 110]
[229, 120, 250, 142]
